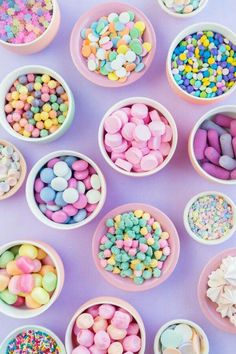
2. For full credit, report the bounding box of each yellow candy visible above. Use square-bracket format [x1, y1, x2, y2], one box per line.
[152, 222, 160, 230]
[48, 80, 57, 89]
[31, 287, 50, 305]
[18, 292, 28, 297]
[11, 91, 19, 100]
[200, 35, 207, 43]
[19, 244, 38, 259]
[11, 100, 17, 108]
[140, 227, 148, 236]
[34, 113, 42, 122]
[232, 61, 236, 67]
[134, 210, 143, 218]
[108, 72, 118, 81]
[123, 234, 130, 241]
[134, 21, 145, 34]
[208, 57, 215, 65]
[107, 257, 116, 266]
[44, 119, 53, 129]
[33, 274, 43, 287]
[147, 238, 154, 246]
[34, 82, 42, 91]
[150, 259, 158, 268]
[143, 42, 152, 52]
[27, 96, 34, 104]
[41, 112, 49, 120]
[117, 45, 128, 54]
[19, 86, 28, 95]
[203, 39, 209, 47]
[113, 267, 121, 274]
[114, 215, 121, 223]
[154, 250, 162, 260]
[227, 57, 233, 64]
[52, 118, 59, 126]
[142, 213, 150, 220]
[25, 294, 41, 309]
[23, 130, 31, 138]
[43, 104, 51, 113]
[41, 74, 50, 83]
[185, 65, 192, 73]
[179, 53, 186, 61]
[161, 232, 169, 240]
[6, 260, 22, 276]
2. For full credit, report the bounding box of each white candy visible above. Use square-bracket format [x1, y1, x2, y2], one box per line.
[111, 59, 122, 71]
[0, 165, 7, 175]
[51, 177, 68, 192]
[7, 177, 17, 187]
[86, 189, 101, 204]
[77, 181, 86, 194]
[63, 169, 72, 181]
[96, 48, 106, 60]
[53, 161, 69, 177]
[0, 182, 10, 193]
[119, 12, 130, 24]
[90, 174, 101, 190]
[174, 324, 193, 342]
[46, 204, 61, 211]
[2, 146, 14, 157]
[99, 36, 110, 45]
[115, 67, 127, 78]
[63, 188, 79, 204]
[125, 50, 136, 63]
[88, 59, 97, 72]
[88, 33, 99, 42]
[116, 54, 126, 65]
[108, 12, 118, 23]
[12, 152, 20, 162]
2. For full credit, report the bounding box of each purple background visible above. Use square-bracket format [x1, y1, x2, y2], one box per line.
[0, 0, 236, 353]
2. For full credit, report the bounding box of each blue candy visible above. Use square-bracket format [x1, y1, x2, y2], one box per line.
[40, 187, 55, 203]
[40, 168, 55, 184]
[73, 209, 87, 223]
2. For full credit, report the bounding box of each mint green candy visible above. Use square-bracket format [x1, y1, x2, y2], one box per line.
[130, 27, 140, 39]
[52, 103, 59, 111]
[109, 52, 117, 61]
[96, 21, 105, 34]
[10, 246, 20, 257]
[0, 251, 14, 268]
[40, 129, 49, 137]
[143, 270, 152, 280]
[58, 115, 65, 124]
[0, 290, 17, 305]
[153, 268, 161, 278]
[106, 218, 114, 227]
[134, 277, 144, 285]
[128, 11, 135, 21]
[60, 103, 68, 112]
[130, 39, 143, 55]
[42, 272, 57, 292]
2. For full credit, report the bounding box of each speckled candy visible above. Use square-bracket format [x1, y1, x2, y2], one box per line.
[162, 0, 202, 14]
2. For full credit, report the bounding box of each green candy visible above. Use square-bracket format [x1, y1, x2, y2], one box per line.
[104, 241, 113, 249]
[0, 251, 14, 268]
[106, 218, 114, 227]
[40, 129, 49, 137]
[0, 290, 17, 305]
[153, 268, 161, 278]
[50, 94, 57, 103]
[52, 103, 59, 111]
[60, 103, 68, 112]
[9, 246, 20, 256]
[137, 252, 145, 261]
[128, 11, 135, 21]
[143, 270, 152, 280]
[42, 272, 57, 292]
[130, 39, 143, 55]
[96, 21, 105, 34]
[130, 27, 140, 39]
[134, 277, 144, 285]
[35, 76, 42, 83]
[58, 115, 65, 124]
[105, 265, 113, 272]
[109, 52, 117, 61]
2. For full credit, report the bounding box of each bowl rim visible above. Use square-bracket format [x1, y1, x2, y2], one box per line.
[92, 202, 180, 292]
[0, 324, 66, 353]
[70, 1, 157, 88]
[198, 248, 236, 334]
[0, 139, 27, 201]
[154, 318, 209, 354]
[26, 150, 107, 230]
[65, 296, 146, 354]
[0, 0, 59, 48]
[183, 190, 236, 245]
[166, 22, 236, 102]
[157, 0, 209, 18]
[188, 104, 236, 184]
[0, 65, 75, 143]
[98, 96, 178, 177]
[0, 239, 64, 319]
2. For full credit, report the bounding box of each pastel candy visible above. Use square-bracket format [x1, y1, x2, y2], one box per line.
[18, 244, 38, 259]
[131, 104, 148, 119]
[230, 120, 236, 137]
[163, 349, 181, 354]
[127, 322, 140, 335]
[72, 346, 90, 354]
[220, 133, 234, 158]
[162, 125, 173, 142]
[123, 335, 141, 352]
[219, 155, 236, 171]
[204, 147, 220, 165]
[207, 130, 221, 154]
[179, 342, 195, 354]
[93, 316, 108, 333]
[42, 271, 57, 292]
[98, 304, 116, 319]
[111, 310, 131, 329]
[0, 272, 9, 291]
[77, 329, 94, 347]
[0, 251, 14, 268]
[89, 345, 106, 354]
[51, 210, 68, 223]
[25, 294, 41, 309]
[231, 169, 236, 179]
[6, 260, 22, 275]
[202, 162, 230, 180]
[140, 154, 158, 171]
[115, 158, 132, 172]
[232, 137, 236, 157]
[16, 256, 35, 273]
[125, 147, 142, 165]
[0, 289, 17, 304]
[8, 275, 21, 294]
[201, 120, 227, 135]
[72, 160, 89, 171]
[53, 161, 69, 177]
[214, 114, 233, 128]
[105, 133, 122, 147]
[39, 265, 57, 276]
[104, 115, 122, 134]
[94, 330, 111, 350]
[77, 313, 94, 329]
[193, 129, 207, 160]
[149, 110, 161, 121]
[149, 121, 165, 136]
[31, 286, 50, 305]
[174, 324, 193, 342]
[107, 325, 127, 340]
[108, 342, 123, 354]
[121, 123, 136, 141]
[18, 274, 34, 293]
[134, 125, 151, 142]
[51, 177, 68, 192]
[13, 296, 25, 307]
[160, 329, 183, 348]
[87, 305, 99, 318]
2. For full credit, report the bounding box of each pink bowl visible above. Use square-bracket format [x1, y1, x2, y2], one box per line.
[70, 2, 156, 88]
[92, 203, 180, 292]
[198, 248, 236, 334]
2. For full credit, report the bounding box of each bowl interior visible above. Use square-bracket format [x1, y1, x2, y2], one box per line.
[70, 2, 156, 87]
[0, 65, 73, 142]
[99, 97, 178, 177]
[158, 0, 208, 18]
[92, 203, 180, 291]
[26, 150, 106, 230]
[198, 248, 236, 334]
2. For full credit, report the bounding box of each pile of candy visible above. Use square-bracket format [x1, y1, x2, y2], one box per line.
[81, 11, 152, 83]
[5, 73, 69, 139]
[194, 114, 236, 180]
[187, 194, 234, 241]
[98, 209, 171, 285]
[0, 0, 53, 44]
[207, 256, 236, 327]
[35, 155, 102, 224]
[0, 144, 21, 197]
[0, 243, 57, 309]
[159, 323, 203, 353]
[6, 329, 60, 353]
[162, 0, 203, 15]
[171, 30, 236, 98]
[103, 104, 173, 173]
[72, 303, 142, 353]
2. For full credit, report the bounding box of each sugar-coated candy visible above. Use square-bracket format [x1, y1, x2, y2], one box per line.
[162, 0, 202, 14]
[76, 313, 94, 329]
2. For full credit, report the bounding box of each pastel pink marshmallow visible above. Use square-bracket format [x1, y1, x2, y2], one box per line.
[121, 123, 136, 141]
[115, 110, 129, 124]
[149, 109, 161, 121]
[115, 158, 132, 172]
[127, 322, 140, 335]
[104, 115, 122, 134]
[99, 304, 116, 319]
[130, 117, 144, 125]
[89, 345, 106, 354]
[123, 335, 141, 352]
[18, 274, 34, 293]
[103, 249, 111, 258]
[72, 346, 90, 354]
[8, 275, 20, 295]
[150, 151, 164, 164]
[124, 239, 132, 247]
[131, 104, 148, 119]
[107, 325, 127, 340]
[159, 142, 171, 156]
[111, 310, 131, 329]
[162, 125, 173, 142]
[140, 154, 158, 171]
[149, 121, 165, 136]
[128, 248, 137, 257]
[108, 342, 123, 354]
[76, 313, 94, 329]
[111, 152, 125, 162]
[94, 330, 111, 350]
[125, 148, 142, 165]
[132, 141, 147, 149]
[93, 316, 108, 332]
[87, 305, 99, 318]
[16, 256, 35, 273]
[105, 133, 123, 147]
[134, 125, 151, 142]
[116, 240, 124, 248]
[77, 329, 94, 347]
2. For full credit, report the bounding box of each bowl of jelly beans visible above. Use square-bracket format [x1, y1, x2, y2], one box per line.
[98, 97, 178, 177]
[0, 0, 61, 55]
[189, 105, 236, 184]
[158, 0, 208, 18]
[0, 65, 75, 143]
[166, 23, 236, 103]
[70, 2, 156, 87]
[92, 203, 180, 292]
[0, 140, 27, 201]
[0, 240, 64, 319]
[0, 325, 66, 353]
[65, 296, 146, 354]
[154, 319, 209, 354]
[26, 150, 107, 230]
[183, 191, 236, 245]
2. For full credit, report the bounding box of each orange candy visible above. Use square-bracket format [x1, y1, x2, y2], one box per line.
[39, 265, 57, 277]
[6, 260, 22, 276]
[25, 294, 41, 309]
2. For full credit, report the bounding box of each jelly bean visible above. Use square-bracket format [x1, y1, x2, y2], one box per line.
[193, 129, 207, 160]
[204, 147, 220, 165]
[207, 130, 221, 154]
[219, 155, 236, 171]
[201, 121, 227, 135]
[214, 114, 233, 129]
[202, 162, 230, 180]
[220, 134, 234, 158]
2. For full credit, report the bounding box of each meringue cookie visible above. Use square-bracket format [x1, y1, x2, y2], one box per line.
[208, 268, 227, 288]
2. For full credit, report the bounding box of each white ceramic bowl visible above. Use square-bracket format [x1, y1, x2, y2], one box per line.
[0, 240, 64, 319]
[0, 65, 75, 143]
[0, 325, 66, 352]
[166, 23, 236, 104]
[0, 0, 61, 55]
[189, 105, 236, 184]
[65, 296, 146, 354]
[183, 191, 236, 245]
[26, 150, 107, 230]
[157, 0, 208, 18]
[154, 319, 209, 354]
[98, 97, 178, 177]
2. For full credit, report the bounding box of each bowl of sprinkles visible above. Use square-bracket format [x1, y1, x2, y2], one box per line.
[70, 2, 156, 87]
[0, 0, 61, 55]
[166, 23, 236, 104]
[0, 325, 66, 353]
[92, 203, 180, 292]
[0, 65, 75, 143]
[184, 191, 236, 245]
[158, 0, 208, 18]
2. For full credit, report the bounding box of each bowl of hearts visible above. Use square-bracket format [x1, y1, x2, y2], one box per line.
[154, 319, 209, 354]
[198, 248, 236, 334]
[70, 2, 156, 87]
[65, 296, 146, 354]
[189, 105, 236, 184]
[0, 325, 66, 353]
[92, 203, 180, 292]
[98, 97, 178, 177]
[0, 0, 61, 55]
[0, 239, 64, 319]
[26, 150, 107, 230]
[0, 140, 27, 201]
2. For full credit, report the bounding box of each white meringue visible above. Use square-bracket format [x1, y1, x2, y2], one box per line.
[224, 263, 236, 286]
[219, 286, 236, 305]
[220, 256, 236, 273]
[208, 268, 227, 288]
[216, 303, 234, 318]
[207, 286, 224, 303]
